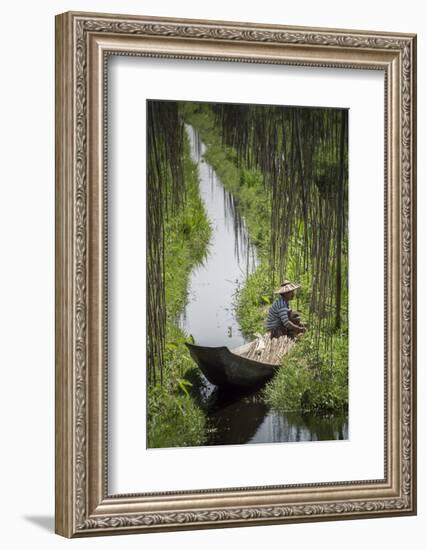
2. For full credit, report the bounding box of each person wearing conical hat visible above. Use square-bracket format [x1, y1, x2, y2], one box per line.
[266, 280, 307, 339]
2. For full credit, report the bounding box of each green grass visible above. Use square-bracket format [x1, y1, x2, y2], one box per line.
[147, 325, 207, 448]
[147, 134, 211, 448]
[263, 333, 348, 413]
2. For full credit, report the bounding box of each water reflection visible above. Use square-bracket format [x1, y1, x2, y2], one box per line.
[191, 371, 348, 446]
[209, 400, 348, 446]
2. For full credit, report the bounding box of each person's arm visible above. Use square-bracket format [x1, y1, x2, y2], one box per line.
[277, 302, 290, 328]
[288, 320, 306, 333]
[279, 304, 305, 333]
[289, 310, 307, 329]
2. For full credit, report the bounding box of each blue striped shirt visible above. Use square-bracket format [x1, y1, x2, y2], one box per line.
[266, 297, 290, 330]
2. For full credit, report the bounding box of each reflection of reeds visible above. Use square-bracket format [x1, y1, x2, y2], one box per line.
[147, 101, 185, 385]
[213, 104, 348, 347]
[223, 187, 256, 275]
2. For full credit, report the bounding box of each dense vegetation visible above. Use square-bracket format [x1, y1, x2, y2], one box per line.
[147, 99, 349, 449]
[180, 101, 348, 413]
[147, 104, 211, 447]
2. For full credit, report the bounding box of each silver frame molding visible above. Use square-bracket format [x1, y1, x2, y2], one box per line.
[55, 11, 417, 538]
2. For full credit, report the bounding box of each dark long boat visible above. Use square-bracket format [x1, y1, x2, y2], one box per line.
[185, 335, 295, 388]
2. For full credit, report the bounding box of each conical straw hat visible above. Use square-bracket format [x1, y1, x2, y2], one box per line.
[274, 280, 301, 294]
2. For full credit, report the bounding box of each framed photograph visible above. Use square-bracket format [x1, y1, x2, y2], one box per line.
[55, 11, 417, 537]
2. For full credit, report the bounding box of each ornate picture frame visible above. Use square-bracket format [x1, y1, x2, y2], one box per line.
[55, 11, 417, 537]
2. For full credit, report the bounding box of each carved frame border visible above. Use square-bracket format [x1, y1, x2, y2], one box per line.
[55, 11, 417, 537]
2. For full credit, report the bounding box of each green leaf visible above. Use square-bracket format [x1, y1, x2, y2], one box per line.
[177, 378, 193, 397]
[166, 342, 178, 349]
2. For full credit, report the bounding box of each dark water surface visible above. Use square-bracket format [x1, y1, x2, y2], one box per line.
[181, 125, 348, 446]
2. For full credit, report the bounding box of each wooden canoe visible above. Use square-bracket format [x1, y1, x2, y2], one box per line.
[185, 333, 295, 388]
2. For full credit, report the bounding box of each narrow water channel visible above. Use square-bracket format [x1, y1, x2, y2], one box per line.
[180, 125, 257, 349]
[181, 124, 348, 446]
